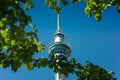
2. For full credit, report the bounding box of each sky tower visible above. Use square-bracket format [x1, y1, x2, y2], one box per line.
[48, 13, 72, 80]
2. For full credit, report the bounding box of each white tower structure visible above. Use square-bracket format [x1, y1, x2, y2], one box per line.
[48, 14, 71, 80]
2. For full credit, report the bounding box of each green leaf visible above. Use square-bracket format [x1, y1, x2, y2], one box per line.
[61, 0, 68, 6]
[117, 5, 120, 14]
[24, 63, 33, 71]
[2, 60, 10, 68]
[11, 40, 16, 46]
[29, 23, 34, 28]
[72, 0, 81, 3]
[92, 1, 97, 7]
[84, 6, 92, 17]
[24, 0, 34, 10]
[3, 45, 10, 50]
[2, 18, 7, 21]
[37, 43, 45, 52]
[0, 21, 4, 28]
[11, 59, 21, 72]
[95, 13, 101, 21]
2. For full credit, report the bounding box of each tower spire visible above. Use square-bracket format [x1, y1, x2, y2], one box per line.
[57, 14, 60, 30]
[57, 0, 60, 30]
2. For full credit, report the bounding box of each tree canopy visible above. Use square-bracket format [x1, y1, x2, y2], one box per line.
[0, 0, 45, 72]
[45, 0, 120, 21]
[0, 0, 119, 80]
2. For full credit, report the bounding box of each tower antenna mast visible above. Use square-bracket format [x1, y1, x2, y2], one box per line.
[57, 0, 60, 30]
[57, 14, 60, 30]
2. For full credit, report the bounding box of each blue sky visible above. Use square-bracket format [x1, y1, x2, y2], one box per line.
[0, 1, 120, 80]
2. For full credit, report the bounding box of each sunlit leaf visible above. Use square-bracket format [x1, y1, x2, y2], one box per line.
[0, 21, 4, 28]
[11, 40, 16, 46]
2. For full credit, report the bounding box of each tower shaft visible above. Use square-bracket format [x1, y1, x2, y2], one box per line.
[55, 73, 65, 80]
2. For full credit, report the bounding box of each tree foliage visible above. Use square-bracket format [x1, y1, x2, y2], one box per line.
[45, 0, 120, 21]
[26, 56, 116, 80]
[0, 0, 119, 79]
[0, 0, 45, 72]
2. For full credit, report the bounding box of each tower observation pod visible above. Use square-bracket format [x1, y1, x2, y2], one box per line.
[48, 14, 72, 80]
